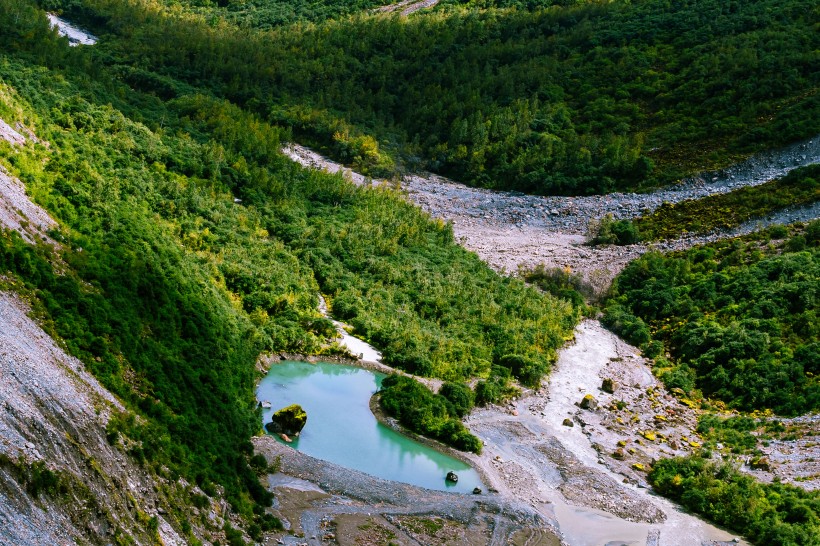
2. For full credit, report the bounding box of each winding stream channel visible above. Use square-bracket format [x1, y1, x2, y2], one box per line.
[270, 140, 820, 544]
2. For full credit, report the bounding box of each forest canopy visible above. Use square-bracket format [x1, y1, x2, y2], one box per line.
[44, 0, 820, 195]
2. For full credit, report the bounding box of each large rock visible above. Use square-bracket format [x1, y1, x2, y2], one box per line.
[601, 378, 617, 394]
[579, 394, 598, 410]
[266, 404, 307, 435]
[749, 457, 771, 471]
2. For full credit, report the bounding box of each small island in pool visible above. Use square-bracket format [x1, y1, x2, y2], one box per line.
[257, 361, 484, 493]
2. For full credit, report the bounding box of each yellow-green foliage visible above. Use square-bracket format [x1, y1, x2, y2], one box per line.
[634, 165, 820, 241]
[0, 0, 578, 518]
[651, 457, 820, 546]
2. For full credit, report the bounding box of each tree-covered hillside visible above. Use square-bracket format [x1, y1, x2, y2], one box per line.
[604, 224, 820, 415]
[48, 0, 820, 195]
[0, 0, 577, 532]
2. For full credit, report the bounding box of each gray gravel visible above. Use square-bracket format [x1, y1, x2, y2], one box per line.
[400, 135, 820, 234]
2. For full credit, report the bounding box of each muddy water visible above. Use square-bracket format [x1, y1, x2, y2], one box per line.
[257, 361, 483, 493]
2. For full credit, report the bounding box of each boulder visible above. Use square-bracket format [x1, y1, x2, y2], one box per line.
[749, 457, 771, 471]
[446, 471, 459, 483]
[266, 404, 307, 435]
[473, 487, 482, 495]
[601, 378, 617, 394]
[579, 394, 598, 410]
[612, 448, 626, 460]
[562, 418, 574, 427]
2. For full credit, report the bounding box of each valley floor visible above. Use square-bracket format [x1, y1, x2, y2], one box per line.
[262, 141, 820, 545]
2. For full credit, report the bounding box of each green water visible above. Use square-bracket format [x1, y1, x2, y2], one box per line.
[257, 361, 483, 493]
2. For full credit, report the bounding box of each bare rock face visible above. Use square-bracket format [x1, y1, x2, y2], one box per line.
[0, 292, 196, 545]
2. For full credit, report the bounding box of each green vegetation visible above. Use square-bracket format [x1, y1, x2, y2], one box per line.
[379, 375, 482, 453]
[0, 0, 576, 532]
[438, 381, 475, 417]
[60, 0, 820, 195]
[633, 165, 820, 241]
[696, 414, 790, 457]
[604, 224, 820, 415]
[474, 365, 520, 405]
[590, 214, 641, 246]
[650, 457, 820, 546]
[521, 264, 593, 308]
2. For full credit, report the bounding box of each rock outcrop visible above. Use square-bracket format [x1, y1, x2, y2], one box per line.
[266, 404, 308, 435]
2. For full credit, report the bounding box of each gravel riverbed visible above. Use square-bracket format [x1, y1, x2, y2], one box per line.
[277, 140, 820, 545]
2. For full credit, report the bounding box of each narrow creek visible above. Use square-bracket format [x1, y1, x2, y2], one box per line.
[47, 14, 97, 46]
[257, 360, 484, 494]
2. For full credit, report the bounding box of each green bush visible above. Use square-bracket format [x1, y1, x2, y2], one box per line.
[650, 457, 820, 545]
[438, 382, 475, 418]
[380, 375, 481, 453]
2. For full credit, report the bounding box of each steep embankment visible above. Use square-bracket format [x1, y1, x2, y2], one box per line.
[0, 133, 198, 545]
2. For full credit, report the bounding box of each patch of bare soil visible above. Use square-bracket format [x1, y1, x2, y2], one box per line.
[376, 0, 440, 15]
[254, 435, 563, 546]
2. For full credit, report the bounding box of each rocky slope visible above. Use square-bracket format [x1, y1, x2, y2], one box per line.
[0, 120, 234, 546]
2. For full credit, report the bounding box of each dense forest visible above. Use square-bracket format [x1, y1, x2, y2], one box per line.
[2, 0, 819, 542]
[604, 224, 820, 415]
[0, 0, 577, 535]
[43, 0, 820, 195]
[650, 456, 820, 546]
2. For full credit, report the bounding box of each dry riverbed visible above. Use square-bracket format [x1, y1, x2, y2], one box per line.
[273, 141, 820, 544]
[284, 138, 820, 292]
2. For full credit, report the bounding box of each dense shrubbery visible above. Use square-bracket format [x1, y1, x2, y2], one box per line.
[0, 0, 577, 524]
[521, 264, 593, 307]
[474, 365, 520, 405]
[65, 0, 820, 195]
[379, 375, 482, 453]
[633, 165, 820, 241]
[590, 214, 641, 246]
[650, 457, 820, 546]
[696, 414, 789, 456]
[605, 225, 820, 415]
